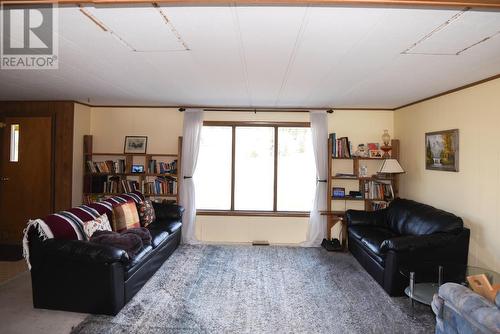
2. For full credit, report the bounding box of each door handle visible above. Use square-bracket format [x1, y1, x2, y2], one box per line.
[0, 177, 9, 181]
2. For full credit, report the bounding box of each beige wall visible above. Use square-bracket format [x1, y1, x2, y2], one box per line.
[83, 108, 393, 244]
[72, 103, 91, 207]
[90, 107, 183, 154]
[394, 78, 500, 272]
[197, 110, 393, 244]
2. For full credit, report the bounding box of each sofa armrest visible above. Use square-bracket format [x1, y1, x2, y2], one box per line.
[346, 209, 387, 227]
[380, 233, 457, 253]
[438, 283, 500, 333]
[43, 239, 129, 265]
[152, 202, 185, 221]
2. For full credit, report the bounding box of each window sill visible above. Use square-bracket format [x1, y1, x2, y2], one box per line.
[196, 210, 310, 218]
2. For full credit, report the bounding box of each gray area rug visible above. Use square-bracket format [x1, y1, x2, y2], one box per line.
[72, 245, 434, 334]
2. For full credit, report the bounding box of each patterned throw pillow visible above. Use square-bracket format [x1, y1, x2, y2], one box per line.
[112, 200, 141, 232]
[82, 213, 112, 239]
[137, 200, 156, 227]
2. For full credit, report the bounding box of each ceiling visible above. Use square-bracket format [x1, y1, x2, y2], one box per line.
[0, 4, 499, 109]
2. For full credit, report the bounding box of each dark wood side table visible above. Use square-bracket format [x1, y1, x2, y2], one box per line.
[320, 211, 347, 251]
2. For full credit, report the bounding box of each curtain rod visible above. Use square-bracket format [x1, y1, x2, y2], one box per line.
[178, 108, 334, 113]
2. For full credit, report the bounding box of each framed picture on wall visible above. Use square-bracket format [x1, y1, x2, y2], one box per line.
[425, 129, 459, 172]
[124, 136, 148, 154]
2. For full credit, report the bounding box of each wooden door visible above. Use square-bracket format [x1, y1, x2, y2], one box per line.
[0, 117, 53, 243]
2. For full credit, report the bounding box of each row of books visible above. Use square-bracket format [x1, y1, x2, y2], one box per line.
[364, 180, 394, 200]
[87, 160, 126, 174]
[329, 133, 352, 158]
[148, 159, 178, 174]
[143, 176, 177, 195]
[371, 201, 389, 211]
[103, 178, 140, 194]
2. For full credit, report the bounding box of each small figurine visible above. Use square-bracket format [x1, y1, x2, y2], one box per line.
[354, 144, 368, 157]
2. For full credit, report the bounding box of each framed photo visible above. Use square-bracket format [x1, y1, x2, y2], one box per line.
[332, 187, 345, 198]
[369, 150, 382, 158]
[425, 129, 459, 172]
[124, 136, 148, 154]
[131, 164, 144, 173]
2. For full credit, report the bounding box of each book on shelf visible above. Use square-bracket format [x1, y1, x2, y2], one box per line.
[102, 176, 139, 194]
[329, 133, 352, 158]
[364, 180, 394, 200]
[334, 173, 357, 179]
[149, 159, 178, 175]
[371, 201, 389, 211]
[142, 176, 177, 195]
[87, 159, 126, 174]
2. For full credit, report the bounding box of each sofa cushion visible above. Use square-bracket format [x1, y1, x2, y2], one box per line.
[112, 200, 141, 232]
[126, 245, 153, 269]
[348, 226, 395, 241]
[387, 198, 463, 236]
[146, 223, 170, 248]
[359, 228, 398, 255]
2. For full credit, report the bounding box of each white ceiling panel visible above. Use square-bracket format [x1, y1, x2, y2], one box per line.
[0, 4, 499, 109]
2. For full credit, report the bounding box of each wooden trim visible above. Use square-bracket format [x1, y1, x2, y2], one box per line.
[197, 210, 310, 217]
[230, 126, 236, 211]
[203, 121, 310, 127]
[394, 73, 500, 110]
[2, 0, 500, 9]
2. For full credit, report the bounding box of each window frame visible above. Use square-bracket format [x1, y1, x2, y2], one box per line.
[197, 121, 312, 217]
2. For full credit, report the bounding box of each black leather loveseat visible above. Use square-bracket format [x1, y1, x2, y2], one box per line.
[27, 201, 184, 315]
[346, 198, 469, 296]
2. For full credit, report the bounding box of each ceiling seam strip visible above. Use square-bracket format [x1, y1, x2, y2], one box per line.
[273, 6, 310, 107]
[401, 7, 469, 55]
[456, 30, 500, 55]
[153, 3, 190, 51]
[231, 5, 253, 107]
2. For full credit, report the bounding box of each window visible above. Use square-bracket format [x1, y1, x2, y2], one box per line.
[195, 122, 315, 213]
[195, 126, 232, 210]
[10, 124, 19, 162]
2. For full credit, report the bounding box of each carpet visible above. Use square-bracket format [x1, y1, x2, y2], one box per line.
[72, 245, 434, 334]
[0, 244, 23, 261]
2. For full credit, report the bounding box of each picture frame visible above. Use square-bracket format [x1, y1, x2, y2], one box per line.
[131, 164, 144, 173]
[369, 150, 382, 158]
[332, 187, 345, 198]
[425, 129, 459, 172]
[124, 136, 148, 154]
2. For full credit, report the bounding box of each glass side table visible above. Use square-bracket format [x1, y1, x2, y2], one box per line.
[399, 262, 500, 307]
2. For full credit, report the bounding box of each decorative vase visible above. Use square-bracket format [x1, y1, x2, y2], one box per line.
[382, 130, 391, 146]
[381, 130, 392, 158]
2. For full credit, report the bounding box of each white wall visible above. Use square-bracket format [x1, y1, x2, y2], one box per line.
[395, 78, 500, 272]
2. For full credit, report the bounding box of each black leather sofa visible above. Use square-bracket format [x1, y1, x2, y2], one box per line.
[346, 198, 470, 296]
[27, 202, 184, 315]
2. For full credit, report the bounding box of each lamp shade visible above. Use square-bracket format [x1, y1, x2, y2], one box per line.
[378, 159, 405, 174]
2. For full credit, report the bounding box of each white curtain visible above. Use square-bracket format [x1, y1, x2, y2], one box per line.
[303, 111, 328, 247]
[180, 109, 204, 244]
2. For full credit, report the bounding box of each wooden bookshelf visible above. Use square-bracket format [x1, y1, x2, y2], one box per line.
[83, 135, 183, 204]
[327, 138, 400, 215]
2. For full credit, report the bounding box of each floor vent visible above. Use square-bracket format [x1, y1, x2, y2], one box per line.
[252, 240, 270, 246]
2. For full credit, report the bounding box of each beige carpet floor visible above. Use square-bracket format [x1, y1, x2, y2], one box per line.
[0, 270, 87, 334]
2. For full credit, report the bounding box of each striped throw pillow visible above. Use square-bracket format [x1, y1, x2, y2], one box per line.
[112, 200, 140, 232]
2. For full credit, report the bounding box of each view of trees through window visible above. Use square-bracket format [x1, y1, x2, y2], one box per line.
[195, 124, 315, 212]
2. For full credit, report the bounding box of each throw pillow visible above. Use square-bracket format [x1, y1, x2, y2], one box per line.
[112, 200, 140, 232]
[82, 213, 112, 239]
[137, 200, 156, 227]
